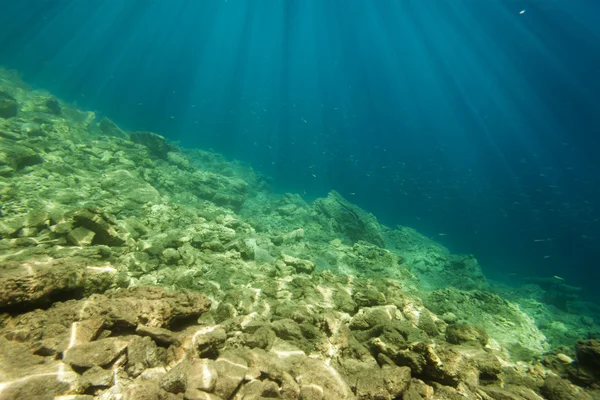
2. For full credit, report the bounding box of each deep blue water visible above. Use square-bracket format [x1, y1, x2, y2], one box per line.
[1, 0, 599, 301]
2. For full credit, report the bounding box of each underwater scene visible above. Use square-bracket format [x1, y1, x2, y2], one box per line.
[0, 1, 599, 399]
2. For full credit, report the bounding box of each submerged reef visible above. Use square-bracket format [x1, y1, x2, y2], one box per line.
[0, 67, 599, 399]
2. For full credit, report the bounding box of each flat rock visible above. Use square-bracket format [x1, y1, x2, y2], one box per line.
[63, 337, 128, 368]
[0, 258, 86, 310]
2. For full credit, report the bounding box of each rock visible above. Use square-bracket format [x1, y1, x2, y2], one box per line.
[79, 365, 114, 390]
[69, 318, 105, 346]
[313, 190, 385, 247]
[161, 247, 181, 265]
[0, 258, 86, 310]
[136, 324, 180, 346]
[21, 122, 46, 137]
[541, 375, 589, 400]
[122, 381, 177, 400]
[184, 389, 223, 400]
[272, 318, 305, 341]
[160, 358, 191, 394]
[0, 138, 43, 173]
[3, 287, 211, 346]
[98, 117, 127, 138]
[71, 208, 125, 246]
[445, 323, 488, 346]
[0, 91, 18, 118]
[125, 336, 166, 378]
[214, 352, 248, 399]
[292, 357, 353, 399]
[187, 359, 218, 392]
[187, 171, 248, 211]
[100, 169, 162, 205]
[193, 326, 227, 356]
[0, 216, 25, 238]
[479, 385, 547, 400]
[235, 379, 281, 398]
[45, 97, 61, 114]
[83, 287, 211, 328]
[576, 339, 600, 375]
[67, 226, 95, 246]
[25, 209, 49, 228]
[403, 379, 435, 400]
[63, 337, 128, 368]
[281, 254, 315, 274]
[409, 342, 479, 388]
[0, 374, 71, 400]
[242, 325, 276, 350]
[130, 131, 177, 159]
[353, 365, 411, 399]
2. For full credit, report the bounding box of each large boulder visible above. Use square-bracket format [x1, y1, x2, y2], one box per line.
[313, 191, 385, 248]
[130, 131, 177, 159]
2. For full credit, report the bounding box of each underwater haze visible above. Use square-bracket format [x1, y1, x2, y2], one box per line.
[1, 0, 599, 299]
[4, 1, 600, 398]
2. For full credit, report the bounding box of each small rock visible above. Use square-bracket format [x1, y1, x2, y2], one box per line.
[160, 359, 191, 394]
[67, 226, 95, 246]
[79, 365, 114, 389]
[126, 336, 166, 378]
[556, 353, 574, 364]
[136, 324, 179, 346]
[70, 319, 105, 346]
[194, 326, 227, 356]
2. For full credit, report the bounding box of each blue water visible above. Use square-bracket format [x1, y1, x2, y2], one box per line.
[1, 1, 599, 300]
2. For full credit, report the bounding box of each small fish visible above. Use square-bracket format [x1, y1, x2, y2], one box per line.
[544, 255, 552, 259]
[519, 9, 526, 14]
[301, 118, 308, 123]
[438, 233, 448, 236]
[508, 273, 518, 276]
[312, 174, 317, 178]
[349, 192, 356, 196]
[553, 275, 564, 281]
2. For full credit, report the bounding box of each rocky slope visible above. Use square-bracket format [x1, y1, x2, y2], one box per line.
[0, 67, 599, 399]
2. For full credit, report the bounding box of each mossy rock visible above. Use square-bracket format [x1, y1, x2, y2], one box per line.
[0, 91, 18, 118]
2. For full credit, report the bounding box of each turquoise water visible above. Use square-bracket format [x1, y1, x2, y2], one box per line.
[1, 0, 599, 301]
